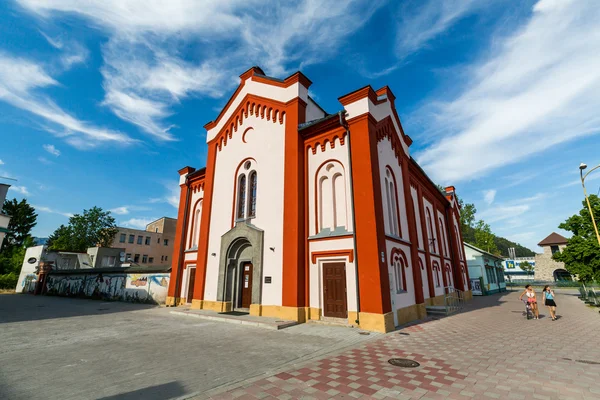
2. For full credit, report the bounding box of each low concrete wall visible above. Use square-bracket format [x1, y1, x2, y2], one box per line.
[39, 267, 171, 305]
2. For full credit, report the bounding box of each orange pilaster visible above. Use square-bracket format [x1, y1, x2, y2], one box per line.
[192, 143, 218, 301]
[281, 98, 307, 308]
[347, 114, 391, 315]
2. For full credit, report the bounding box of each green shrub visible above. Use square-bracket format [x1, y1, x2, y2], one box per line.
[0, 273, 18, 289]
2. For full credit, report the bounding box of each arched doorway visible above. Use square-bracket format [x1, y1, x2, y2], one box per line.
[553, 269, 571, 282]
[217, 222, 264, 311]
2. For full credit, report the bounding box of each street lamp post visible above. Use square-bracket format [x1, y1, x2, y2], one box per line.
[579, 163, 600, 246]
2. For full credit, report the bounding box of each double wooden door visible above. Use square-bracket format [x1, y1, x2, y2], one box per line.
[323, 262, 347, 318]
[186, 268, 196, 302]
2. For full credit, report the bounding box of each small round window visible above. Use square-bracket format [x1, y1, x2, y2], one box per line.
[244, 161, 252, 170]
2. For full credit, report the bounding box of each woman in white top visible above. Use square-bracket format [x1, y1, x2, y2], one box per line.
[519, 284, 539, 320]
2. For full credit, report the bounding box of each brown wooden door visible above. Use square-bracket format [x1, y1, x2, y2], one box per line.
[323, 262, 347, 318]
[186, 268, 196, 302]
[241, 263, 253, 308]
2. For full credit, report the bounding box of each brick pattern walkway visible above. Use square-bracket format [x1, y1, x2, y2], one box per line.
[201, 290, 600, 400]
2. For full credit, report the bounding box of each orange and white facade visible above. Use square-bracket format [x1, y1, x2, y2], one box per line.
[166, 67, 470, 332]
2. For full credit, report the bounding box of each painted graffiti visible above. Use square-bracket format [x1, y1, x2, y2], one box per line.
[44, 273, 170, 304]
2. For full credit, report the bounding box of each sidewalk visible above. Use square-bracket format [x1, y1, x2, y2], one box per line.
[197, 290, 600, 400]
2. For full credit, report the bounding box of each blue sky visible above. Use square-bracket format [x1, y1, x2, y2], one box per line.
[1, 0, 599, 252]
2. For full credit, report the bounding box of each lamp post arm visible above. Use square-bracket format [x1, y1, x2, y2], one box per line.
[580, 164, 600, 246]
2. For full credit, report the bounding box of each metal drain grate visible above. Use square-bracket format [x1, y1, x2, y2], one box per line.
[388, 358, 420, 368]
[398, 332, 410, 336]
[359, 331, 370, 335]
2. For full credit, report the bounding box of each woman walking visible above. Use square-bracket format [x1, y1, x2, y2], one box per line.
[519, 284, 539, 319]
[543, 285, 558, 321]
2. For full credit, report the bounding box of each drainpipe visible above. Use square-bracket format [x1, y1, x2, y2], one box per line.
[172, 174, 191, 306]
[340, 111, 361, 326]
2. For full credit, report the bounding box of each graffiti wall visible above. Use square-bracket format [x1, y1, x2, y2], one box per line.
[44, 272, 170, 304]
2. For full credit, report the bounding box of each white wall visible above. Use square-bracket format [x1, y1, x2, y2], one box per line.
[307, 138, 354, 237]
[377, 138, 409, 241]
[306, 97, 326, 122]
[15, 246, 44, 293]
[204, 109, 286, 306]
[385, 240, 415, 313]
[308, 237, 357, 313]
[185, 188, 204, 250]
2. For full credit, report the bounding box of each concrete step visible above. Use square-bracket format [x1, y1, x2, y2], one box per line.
[170, 309, 298, 330]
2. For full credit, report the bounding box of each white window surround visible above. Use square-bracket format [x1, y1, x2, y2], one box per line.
[235, 160, 258, 221]
[316, 161, 348, 234]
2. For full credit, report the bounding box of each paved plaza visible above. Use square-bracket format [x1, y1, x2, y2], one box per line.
[1, 290, 600, 400]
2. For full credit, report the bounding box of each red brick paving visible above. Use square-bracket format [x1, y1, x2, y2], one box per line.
[202, 290, 600, 399]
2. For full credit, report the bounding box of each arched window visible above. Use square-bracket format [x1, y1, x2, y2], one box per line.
[248, 171, 257, 217]
[384, 168, 400, 237]
[316, 161, 347, 233]
[438, 217, 448, 257]
[390, 248, 408, 293]
[433, 261, 441, 287]
[445, 263, 453, 288]
[237, 174, 246, 219]
[455, 225, 463, 260]
[426, 208, 436, 253]
[234, 160, 257, 221]
[190, 200, 202, 249]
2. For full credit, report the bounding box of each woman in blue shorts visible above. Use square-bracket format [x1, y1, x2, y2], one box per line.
[542, 285, 557, 321]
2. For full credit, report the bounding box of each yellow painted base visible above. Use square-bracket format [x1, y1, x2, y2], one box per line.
[248, 305, 307, 322]
[426, 294, 446, 306]
[356, 311, 395, 333]
[348, 311, 359, 326]
[463, 290, 473, 301]
[191, 299, 232, 312]
[165, 296, 185, 306]
[306, 307, 321, 320]
[396, 303, 426, 325]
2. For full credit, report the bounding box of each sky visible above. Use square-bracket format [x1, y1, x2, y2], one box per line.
[1, 0, 599, 252]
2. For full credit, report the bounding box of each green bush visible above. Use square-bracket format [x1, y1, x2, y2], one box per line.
[0, 273, 18, 289]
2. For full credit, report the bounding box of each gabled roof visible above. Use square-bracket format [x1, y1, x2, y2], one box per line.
[538, 232, 568, 246]
[464, 242, 504, 261]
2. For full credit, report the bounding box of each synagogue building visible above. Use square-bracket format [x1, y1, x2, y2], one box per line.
[166, 67, 470, 332]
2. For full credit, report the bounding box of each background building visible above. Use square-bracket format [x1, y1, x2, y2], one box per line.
[0, 183, 11, 249]
[534, 232, 571, 281]
[111, 217, 176, 265]
[464, 243, 506, 295]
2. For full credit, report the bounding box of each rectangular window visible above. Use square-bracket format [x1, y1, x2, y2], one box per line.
[158, 237, 160, 244]
[137, 235, 143, 245]
[119, 233, 126, 243]
[134, 254, 140, 263]
[551, 245, 559, 255]
[161, 255, 163, 262]
[142, 255, 148, 263]
[165, 255, 168, 261]
[126, 253, 131, 261]
[128, 234, 135, 244]
[101, 256, 116, 267]
[164, 239, 169, 246]
[149, 257, 154, 264]
[145, 236, 151, 245]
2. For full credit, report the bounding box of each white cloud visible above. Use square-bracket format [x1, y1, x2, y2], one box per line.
[40, 31, 88, 68]
[8, 185, 30, 196]
[0, 52, 137, 149]
[17, 0, 384, 139]
[120, 217, 157, 230]
[109, 205, 151, 215]
[478, 204, 530, 224]
[483, 189, 496, 205]
[148, 181, 181, 209]
[413, 0, 600, 183]
[0, 159, 4, 165]
[33, 205, 73, 218]
[43, 144, 60, 156]
[38, 156, 53, 164]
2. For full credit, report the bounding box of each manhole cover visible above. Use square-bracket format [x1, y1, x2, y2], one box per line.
[576, 359, 600, 365]
[359, 331, 370, 335]
[388, 358, 420, 368]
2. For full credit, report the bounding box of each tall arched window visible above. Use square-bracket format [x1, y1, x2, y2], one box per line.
[438, 217, 448, 257]
[316, 161, 347, 233]
[190, 200, 202, 249]
[445, 263, 453, 288]
[234, 160, 257, 221]
[384, 168, 400, 237]
[455, 225, 463, 260]
[237, 175, 246, 219]
[433, 261, 441, 287]
[248, 171, 257, 217]
[390, 248, 408, 293]
[426, 208, 436, 253]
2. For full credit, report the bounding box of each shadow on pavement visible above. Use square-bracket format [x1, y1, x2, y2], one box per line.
[96, 381, 186, 400]
[0, 293, 157, 324]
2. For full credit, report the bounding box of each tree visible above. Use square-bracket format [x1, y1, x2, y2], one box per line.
[1, 198, 37, 251]
[553, 194, 600, 282]
[458, 198, 477, 232]
[474, 220, 499, 254]
[519, 261, 534, 276]
[47, 207, 118, 252]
